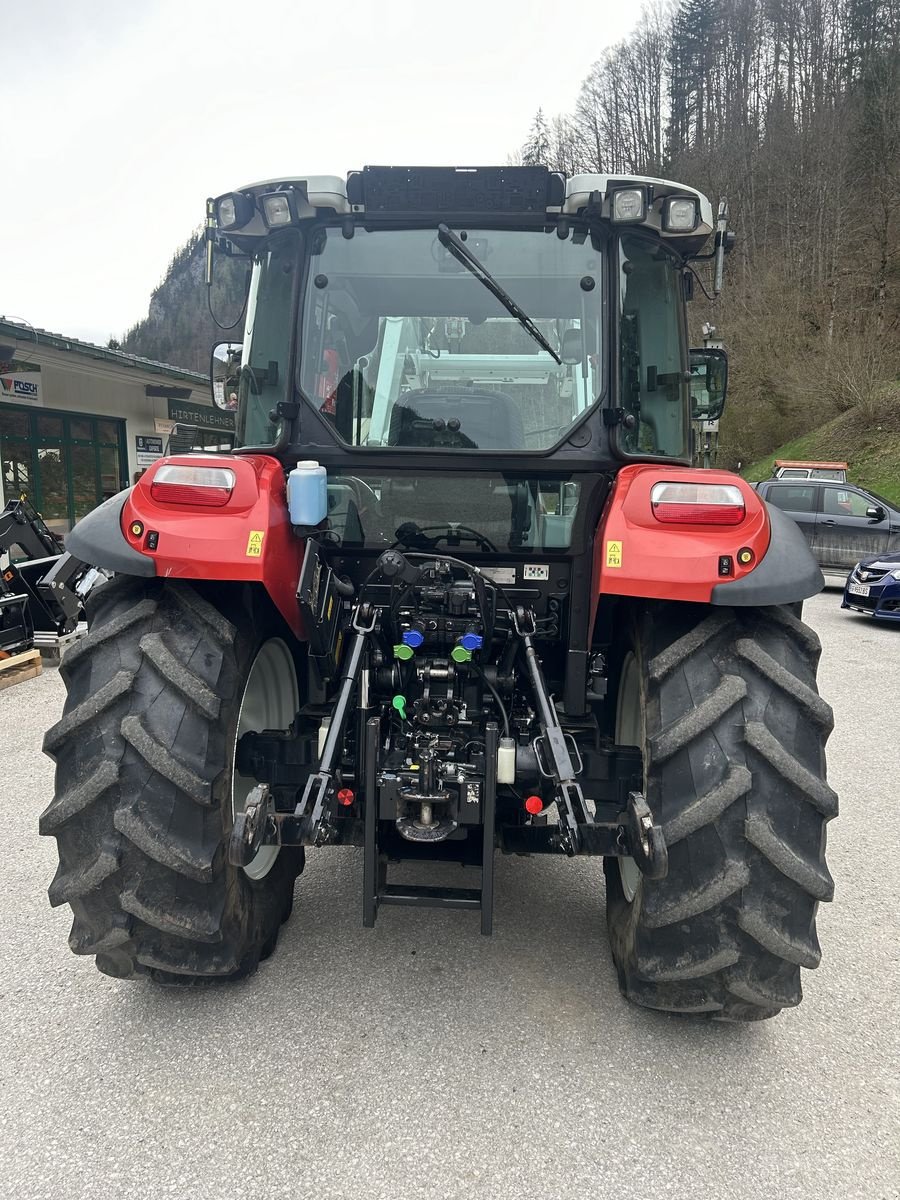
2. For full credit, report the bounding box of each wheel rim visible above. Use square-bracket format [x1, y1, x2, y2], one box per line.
[615, 651, 644, 903]
[232, 638, 299, 880]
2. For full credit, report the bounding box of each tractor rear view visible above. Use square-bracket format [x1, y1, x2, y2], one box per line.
[41, 167, 836, 1019]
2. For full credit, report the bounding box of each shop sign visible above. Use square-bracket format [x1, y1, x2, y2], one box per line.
[167, 397, 235, 432]
[0, 363, 42, 406]
[135, 435, 164, 468]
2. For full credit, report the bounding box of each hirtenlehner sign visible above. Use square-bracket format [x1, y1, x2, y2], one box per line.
[167, 397, 235, 431]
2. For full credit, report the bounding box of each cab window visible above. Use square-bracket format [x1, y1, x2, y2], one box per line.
[822, 488, 876, 518]
[767, 484, 816, 513]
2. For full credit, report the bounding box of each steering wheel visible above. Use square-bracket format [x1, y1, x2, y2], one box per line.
[392, 523, 498, 553]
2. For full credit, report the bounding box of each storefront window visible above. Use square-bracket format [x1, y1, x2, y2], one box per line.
[0, 410, 29, 438]
[37, 414, 64, 439]
[36, 447, 68, 520]
[0, 407, 125, 532]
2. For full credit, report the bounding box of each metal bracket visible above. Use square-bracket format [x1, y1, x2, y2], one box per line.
[510, 605, 589, 854]
[228, 783, 278, 867]
[294, 601, 375, 844]
[624, 791, 668, 880]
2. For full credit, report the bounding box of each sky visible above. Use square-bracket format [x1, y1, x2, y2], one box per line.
[2, 0, 640, 350]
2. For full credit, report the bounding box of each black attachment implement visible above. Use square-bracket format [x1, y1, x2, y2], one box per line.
[0, 501, 85, 637]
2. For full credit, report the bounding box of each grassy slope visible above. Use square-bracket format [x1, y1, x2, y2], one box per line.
[743, 404, 900, 505]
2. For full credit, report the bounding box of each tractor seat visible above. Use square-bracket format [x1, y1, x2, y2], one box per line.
[388, 388, 526, 450]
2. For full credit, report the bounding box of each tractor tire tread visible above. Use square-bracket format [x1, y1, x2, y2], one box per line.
[40, 576, 299, 983]
[606, 603, 835, 1021]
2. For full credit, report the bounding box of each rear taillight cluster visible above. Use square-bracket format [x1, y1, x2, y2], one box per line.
[150, 464, 236, 508]
[650, 481, 745, 526]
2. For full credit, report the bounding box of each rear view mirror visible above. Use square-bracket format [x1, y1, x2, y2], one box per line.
[211, 341, 242, 411]
[689, 347, 728, 421]
[866, 505, 885, 521]
[560, 327, 584, 365]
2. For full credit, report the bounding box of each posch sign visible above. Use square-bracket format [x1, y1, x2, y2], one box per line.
[0, 364, 42, 406]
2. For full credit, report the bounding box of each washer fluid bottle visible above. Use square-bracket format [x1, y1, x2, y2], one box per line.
[288, 460, 327, 525]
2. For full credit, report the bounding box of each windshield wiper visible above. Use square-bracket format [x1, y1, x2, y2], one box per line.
[437, 223, 562, 365]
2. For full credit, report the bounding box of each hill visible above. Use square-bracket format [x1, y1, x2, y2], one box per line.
[121, 233, 247, 372]
[744, 398, 900, 505]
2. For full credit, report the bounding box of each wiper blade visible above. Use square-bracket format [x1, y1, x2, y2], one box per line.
[437, 223, 562, 365]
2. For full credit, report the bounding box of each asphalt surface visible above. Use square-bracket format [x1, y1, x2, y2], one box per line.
[1, 590, 898, 1200]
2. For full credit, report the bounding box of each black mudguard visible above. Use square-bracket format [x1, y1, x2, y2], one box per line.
[711, 502, 823, 606]
[64, 489, 156, 578]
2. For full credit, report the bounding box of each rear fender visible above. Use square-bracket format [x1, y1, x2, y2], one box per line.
[592, 464, 823, 617]
[65, 455, 304, 637]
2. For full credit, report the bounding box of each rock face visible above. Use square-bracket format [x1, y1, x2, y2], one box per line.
[123, 233, 247, 372]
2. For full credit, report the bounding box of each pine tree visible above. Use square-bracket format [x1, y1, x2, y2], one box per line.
[521, 108, 551, 165]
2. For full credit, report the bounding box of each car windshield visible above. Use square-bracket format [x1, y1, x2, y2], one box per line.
[299, 225, 605, 451]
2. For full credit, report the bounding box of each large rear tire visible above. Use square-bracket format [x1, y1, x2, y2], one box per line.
[40, 576, 304, 983]
[605, 603, 837, 1021]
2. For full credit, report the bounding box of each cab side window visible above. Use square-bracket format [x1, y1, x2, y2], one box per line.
[767, 484, 816, 513]
[822, 488, 872, 518]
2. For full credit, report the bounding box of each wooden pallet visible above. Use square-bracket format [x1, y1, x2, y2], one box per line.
[0, 648, 43, 692]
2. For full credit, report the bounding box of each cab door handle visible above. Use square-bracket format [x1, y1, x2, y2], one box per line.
[821, 519, 836, 526]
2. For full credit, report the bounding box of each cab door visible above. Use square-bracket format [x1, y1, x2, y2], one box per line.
[814, 485, 892, 569]
[762, 482, 818, 549]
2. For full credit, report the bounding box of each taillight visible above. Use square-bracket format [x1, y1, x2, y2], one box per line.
[651, 481, 745, 525]
[149, 464, 236, 507]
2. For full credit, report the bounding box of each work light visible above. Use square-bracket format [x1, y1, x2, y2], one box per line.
[663, 196, 700, 232]
[215, 192, 255, 231]
[610, 188, 647, 224]
[261, 189, 300, 228]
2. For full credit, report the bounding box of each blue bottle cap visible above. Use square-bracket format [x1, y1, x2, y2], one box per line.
[459, 632, 483, 652]
[402, 628, 425, 648]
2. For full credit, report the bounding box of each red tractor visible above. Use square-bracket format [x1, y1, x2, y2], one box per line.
[42, 167, 836, 1019]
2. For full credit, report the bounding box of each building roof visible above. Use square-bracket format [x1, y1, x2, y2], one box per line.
[0, 318, 209, 385]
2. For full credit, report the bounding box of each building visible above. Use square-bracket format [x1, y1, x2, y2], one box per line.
[0, 319, 231, 535]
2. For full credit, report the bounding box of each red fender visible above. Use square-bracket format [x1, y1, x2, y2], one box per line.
[122, 455, 305, 638]
[591, 464, 771, 622]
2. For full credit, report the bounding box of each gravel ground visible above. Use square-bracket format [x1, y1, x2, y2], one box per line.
[1, 590, 898, 1200]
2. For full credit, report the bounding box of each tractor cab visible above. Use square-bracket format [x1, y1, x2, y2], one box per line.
[209, 167, 727, 469]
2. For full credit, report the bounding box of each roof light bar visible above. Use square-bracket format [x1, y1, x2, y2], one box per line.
[651, 481, 745, 526]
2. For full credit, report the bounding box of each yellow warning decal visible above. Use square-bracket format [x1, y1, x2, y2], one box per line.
[246, 530, 265, 557]
[605, 540, 623, 569]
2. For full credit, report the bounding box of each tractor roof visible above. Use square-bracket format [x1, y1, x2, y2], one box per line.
[215, 167, 715, 247]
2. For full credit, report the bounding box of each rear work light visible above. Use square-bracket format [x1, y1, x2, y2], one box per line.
[651, 481, 745, 525]
[150, 464, 236, 507]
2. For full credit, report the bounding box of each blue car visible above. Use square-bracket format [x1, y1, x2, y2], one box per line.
[842, 552, 900, 620]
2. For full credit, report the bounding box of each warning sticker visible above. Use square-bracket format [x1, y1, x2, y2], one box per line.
[605, 540, 623, 568]
[246, 530, 265, 557]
